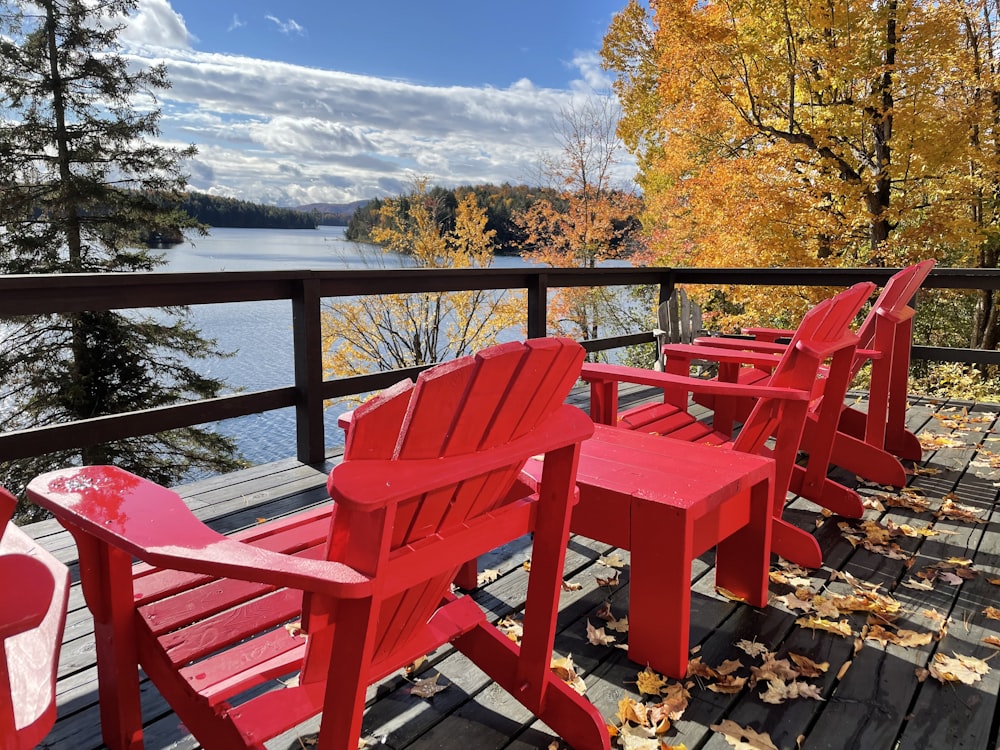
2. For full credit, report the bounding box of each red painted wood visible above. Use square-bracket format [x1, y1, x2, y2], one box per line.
[27, 338, 611, 750]
[693, 260, 935, 472]
[0, 488, 69, 750]
[581, 282, 874, 569]
[524, 422, 773, 678]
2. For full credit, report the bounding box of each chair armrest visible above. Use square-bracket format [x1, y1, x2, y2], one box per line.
[660, 343, 782, 369]
[331, 405, 592, 509]
[581, 363, 810, 402]
[691, 336, 789, 355]
[27, 467, 373, 599]
[742, 326, 795, 342]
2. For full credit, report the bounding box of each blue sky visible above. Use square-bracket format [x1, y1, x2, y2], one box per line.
[118, 0, 636, 206]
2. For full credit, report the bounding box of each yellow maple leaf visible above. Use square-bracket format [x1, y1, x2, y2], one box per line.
[634, 666, 668, 696]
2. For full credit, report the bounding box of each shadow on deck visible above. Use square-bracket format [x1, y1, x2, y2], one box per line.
[22, 384, 1000, 750]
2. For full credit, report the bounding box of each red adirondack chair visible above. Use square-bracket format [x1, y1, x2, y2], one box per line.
[0, 488, 69, 750]
[690, 260, 935, 481]
[27, 338, 611, 750]
[584, 282, 873, 568]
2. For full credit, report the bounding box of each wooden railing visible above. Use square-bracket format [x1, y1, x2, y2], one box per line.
[0, 265, 997, 466]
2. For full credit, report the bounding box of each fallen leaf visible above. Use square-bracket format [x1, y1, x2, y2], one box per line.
[796, 616, 853, 638]
[551, 654, 587, 695]
[788, 653, 829, 676]
[708, 674, 747, 694]
[284, 621, 305, 637]
[598, 553, 626, 568]
[596, 572, 620, 587]
[759, 680, 824, 704]
[983, 606, 1000, 620]
[634, 666, 668, 696]
[403, 656, 426, 675]
[927, 652, 990, 685]
[736, 639, 771, 659]
[586, 620, 617, 647]
[561, 579, 583, 591]
[984, 636, 1000, 648]
[617, 723, 661, 750]
[617, 695, 650, 726]
[710, 719, 778, 750]
[477, 568, 499, 585]
[409, 673, 449, 698]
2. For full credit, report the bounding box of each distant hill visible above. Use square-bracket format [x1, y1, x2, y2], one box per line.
[293, 200, 370, 226]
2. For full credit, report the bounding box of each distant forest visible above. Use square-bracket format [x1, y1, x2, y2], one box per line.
[346, 183, 562, 254]
[177, 192, 341, 230]
[172, 185, 565, 255]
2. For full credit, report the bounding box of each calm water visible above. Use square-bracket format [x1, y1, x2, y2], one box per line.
[165, 226, 538, 471]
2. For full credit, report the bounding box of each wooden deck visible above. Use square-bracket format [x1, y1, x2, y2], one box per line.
[22, 383, 1000, 750]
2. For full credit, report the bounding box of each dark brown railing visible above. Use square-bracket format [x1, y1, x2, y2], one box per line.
[0, 265, 997, 466]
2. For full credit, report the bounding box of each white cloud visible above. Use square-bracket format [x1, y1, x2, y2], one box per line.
[227, 14, 246, 32]
[117, 9, 633, 205]
[265, 16, 306, 36]
[120, 0, 194, 49]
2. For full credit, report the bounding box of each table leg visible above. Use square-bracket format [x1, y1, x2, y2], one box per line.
[628, 501, 692, 679]
[715, 479, 771, 608]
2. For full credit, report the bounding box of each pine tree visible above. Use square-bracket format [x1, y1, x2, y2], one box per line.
[0, 0, 244, 519]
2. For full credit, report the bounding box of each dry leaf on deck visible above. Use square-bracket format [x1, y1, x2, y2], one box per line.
[796, 616, 853, 638]
[598, 553, 626, 568]
[927, 652, 990, 685]
[617, 695, 650, 727]
[983, 606, 1000, 620]
[409, 673, 449, 699]
[634, 666, 668, 696]
[561, 579, 583, 591]
[708, 674, 747, 694]
[710, 719, 779, 750]
[477, 568, 499, 585]
[586, 620, 617, 647]
[551, 653, 587, 695]
[759, 680, 824, 704]
[736, 639, 771, 659]
[983, 636, 1000, 648]
[596, 572, 620, 587]
[788, 653, 829, 676]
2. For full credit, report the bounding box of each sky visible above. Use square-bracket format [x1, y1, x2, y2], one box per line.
[115, 0, 637, 207]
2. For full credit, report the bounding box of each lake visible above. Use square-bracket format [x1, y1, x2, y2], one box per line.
[165, 226, 540, 472]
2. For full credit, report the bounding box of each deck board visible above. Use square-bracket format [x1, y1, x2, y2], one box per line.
[24, 387, 1000, 750]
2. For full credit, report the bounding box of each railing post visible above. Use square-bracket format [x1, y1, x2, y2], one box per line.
[527, 272, 548, 339]
[658, 270, 676, 307]
[292, 276, 325, 464]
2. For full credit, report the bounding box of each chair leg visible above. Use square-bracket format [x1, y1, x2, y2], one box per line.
[74, 534, 145, 750]
[771, 518, 822, 570]
[453, 624, 610, 750]
[828, 430, 907, 487]
[789, 465, 864, 518]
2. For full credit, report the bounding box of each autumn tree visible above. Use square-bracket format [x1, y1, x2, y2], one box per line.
[0, 0, 243, 518]
[322, 180, 523, 382]
[514, 97, 642, 342]
[602, 0, 1000, 343]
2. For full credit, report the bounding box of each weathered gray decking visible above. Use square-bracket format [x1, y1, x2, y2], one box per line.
[23, 383, 1000, 750]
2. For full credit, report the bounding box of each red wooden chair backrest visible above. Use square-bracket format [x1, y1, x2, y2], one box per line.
[852, 259, 936, 371]
[306, 338, 586, 677]
[732, 282, 874, 491]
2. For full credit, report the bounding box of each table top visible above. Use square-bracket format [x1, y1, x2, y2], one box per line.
[524, 423, 774, 547]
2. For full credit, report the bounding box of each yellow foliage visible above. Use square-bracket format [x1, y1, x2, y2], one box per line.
[602, 0, 1000, 344]
[322, 182, 523, 385]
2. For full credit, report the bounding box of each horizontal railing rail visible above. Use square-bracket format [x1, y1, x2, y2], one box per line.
[0, 265, 998, 467]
